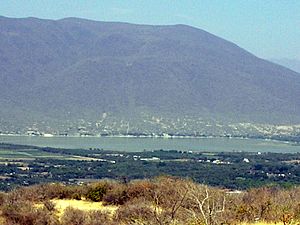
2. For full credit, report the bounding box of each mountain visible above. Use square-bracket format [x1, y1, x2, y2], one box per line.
[270, 58, 300, 74]
[1, 16, 300, 129]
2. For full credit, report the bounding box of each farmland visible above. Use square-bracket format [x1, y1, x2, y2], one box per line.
[1, 142, 300, 191]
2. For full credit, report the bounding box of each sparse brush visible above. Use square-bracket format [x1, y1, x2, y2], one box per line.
[1, 177, 300, 225]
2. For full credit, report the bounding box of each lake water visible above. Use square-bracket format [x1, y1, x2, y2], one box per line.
[0, 135, 300, 153]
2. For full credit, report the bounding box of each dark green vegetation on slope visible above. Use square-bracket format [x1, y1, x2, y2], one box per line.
[1, 143, 300, 191]
[1, 16, 300, 128]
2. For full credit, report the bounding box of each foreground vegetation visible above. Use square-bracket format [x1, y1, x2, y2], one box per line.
[1, 177, 300, 225]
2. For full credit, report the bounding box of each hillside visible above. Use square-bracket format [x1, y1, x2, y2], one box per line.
[0, 178, 299, 225]
[1, 16, 300, 127]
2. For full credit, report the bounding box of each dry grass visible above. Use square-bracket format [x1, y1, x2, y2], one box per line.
[239, 222, 284, 225]
[0, 216, 4, 224]
[51, 199, 118, 217]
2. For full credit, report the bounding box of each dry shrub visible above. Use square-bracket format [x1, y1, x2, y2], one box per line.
[60, 207, 86, 225]
[61, 207, 112, 225]
[0, 192, 6, 206]
[102, 183, 128, 205]
[1, 199, 59, 225]
[37, 183, 84, 200]
[126, 180, 155, 201]
[149, 177, 188, 206]
[104, 177, 192, 224]
[4, 177, 300, 224]
[6, 183, 84, 203]
[84, 210, 112, 225]
[43, 200, 56, 212]
[183, 182, 227, 225]
[102, 179, 155, 206]
[225, 186, 300, 224]
[114, 198, 154, 225]
[146, 177, 192, 224]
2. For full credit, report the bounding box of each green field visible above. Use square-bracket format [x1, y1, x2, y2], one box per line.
[0, 146, 106, 162]
[0, 147, 71, 161]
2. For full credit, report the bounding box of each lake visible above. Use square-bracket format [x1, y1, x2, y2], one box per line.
[0, 135, 300, 153]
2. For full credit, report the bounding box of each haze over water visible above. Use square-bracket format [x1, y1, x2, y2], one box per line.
[1, 136, 299, 153]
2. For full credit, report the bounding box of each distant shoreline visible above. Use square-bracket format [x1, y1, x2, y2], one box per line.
[0, 133, 298, 145]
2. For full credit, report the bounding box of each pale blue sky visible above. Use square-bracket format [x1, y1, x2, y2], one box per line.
[1, 0, 299, 60]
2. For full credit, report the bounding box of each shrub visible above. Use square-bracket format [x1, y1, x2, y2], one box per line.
[43, 200, 56, 212]
[1, 199, 59, 225]
[103, 184, 129, 205]
[60, 207, 86, 225]
[103, 180, 155, 206]
[114, 199, 154, 224]
[85, 182, 111, 202]
[4, 177, 300, 224]
[126, 180, 155, 201]
[0, 192, 6, 206]
[71, 192, 82, 200]
[84, 210, 112, 225]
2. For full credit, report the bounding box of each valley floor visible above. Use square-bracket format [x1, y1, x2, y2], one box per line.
[1, 143, 300, 191]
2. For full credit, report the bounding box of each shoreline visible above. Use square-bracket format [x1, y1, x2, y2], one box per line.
[0, 133, 298, 144]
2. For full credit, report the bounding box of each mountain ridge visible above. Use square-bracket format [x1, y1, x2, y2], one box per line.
[1, 16, 300, 129]
[270, 58, 300, 74]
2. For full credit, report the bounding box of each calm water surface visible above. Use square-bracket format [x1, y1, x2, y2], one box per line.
[0, 136, 299, 153]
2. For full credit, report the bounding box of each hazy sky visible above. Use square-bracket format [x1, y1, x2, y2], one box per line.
[1, 0, 299, 60]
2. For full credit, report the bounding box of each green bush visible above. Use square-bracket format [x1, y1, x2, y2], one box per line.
[85, 182, 110, 202]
